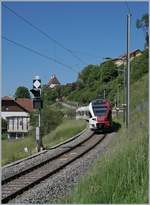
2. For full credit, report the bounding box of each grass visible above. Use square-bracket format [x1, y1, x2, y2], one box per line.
[62, 114, 148, 203]
[43, 119, 87, 148]
[50, 102, 75, 114]
[2, 133, 36, 166]
[130, 73, 148, 111]
[61, 74, 148, 203]
[2, 119, 86, 166]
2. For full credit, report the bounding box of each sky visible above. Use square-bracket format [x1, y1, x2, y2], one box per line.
[2, 1, 148, 96]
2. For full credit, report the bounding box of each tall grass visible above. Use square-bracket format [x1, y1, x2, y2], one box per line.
[2, 133, 36, 166]
[62, 74, 148, 203]
[2, 119, 86, 166]
[43, 119, 86, 148]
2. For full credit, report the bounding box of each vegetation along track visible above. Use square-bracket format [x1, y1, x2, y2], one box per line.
[2, 130, 106, 203]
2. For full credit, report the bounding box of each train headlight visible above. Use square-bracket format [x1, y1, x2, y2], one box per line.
[92, 118, 96, 121]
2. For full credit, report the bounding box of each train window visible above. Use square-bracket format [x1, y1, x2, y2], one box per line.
[93, 106, 107, 116]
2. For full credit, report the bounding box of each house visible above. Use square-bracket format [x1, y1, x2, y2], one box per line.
[111, 49, 142, 67]
[16, 98, 35, 113]
[1, 96, 34, 139]
[47, 74, 60, 88]
[111, 58, 124, 67]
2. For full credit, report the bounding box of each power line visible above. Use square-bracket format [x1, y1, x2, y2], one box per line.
[2, 36, 78, 74]
[72, 50, 101, 59]
[2, 4, 87, 65]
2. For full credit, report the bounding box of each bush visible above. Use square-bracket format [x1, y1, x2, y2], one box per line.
[2, 118, 7, 133]
[40, 106, 63, 136]
[100, 61, 118, 83]
[131, 49, 148, 82]
[2, 133, 7, 140]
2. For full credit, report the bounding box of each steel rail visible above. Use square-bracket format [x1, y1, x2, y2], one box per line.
[2, 128, 91, 184]
[2, 127, 88, 170]
[2, 133, 106, 203]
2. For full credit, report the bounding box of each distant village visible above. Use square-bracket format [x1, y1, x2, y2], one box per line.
[1, 49, 142, 139]
[1, 74, 61, 139]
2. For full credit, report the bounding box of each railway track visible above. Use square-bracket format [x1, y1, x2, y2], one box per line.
[2, 131, 106, 203]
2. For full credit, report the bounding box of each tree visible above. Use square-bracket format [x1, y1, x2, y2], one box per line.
[42, 87, 58, 105]
[78, 64, 101, 86]
[136, 13, 149, 48]
[40, 106, 63, 136]
[100, 61, 118, 83]
[15, 86, 31, 99]
[2, 118, 7, 133]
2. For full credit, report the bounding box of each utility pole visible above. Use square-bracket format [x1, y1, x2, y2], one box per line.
[104, 89, 106, 99]
[123, 59, 126, 124]
[126, 13, 131, 128]
[117, 85, 120, 107]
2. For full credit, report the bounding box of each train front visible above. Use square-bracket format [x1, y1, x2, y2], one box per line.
[89, 99, 112, 130]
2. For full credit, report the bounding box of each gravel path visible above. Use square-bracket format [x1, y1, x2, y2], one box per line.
[8, 132, 116, 204]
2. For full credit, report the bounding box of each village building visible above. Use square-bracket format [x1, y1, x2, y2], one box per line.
[112, 49, 142, 67]
[47, 74, 60, 88]
[16, 98, 35, 113]
[1, 96, 34, 139]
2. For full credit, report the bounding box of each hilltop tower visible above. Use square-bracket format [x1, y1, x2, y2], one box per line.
[47, 74, 60, 88]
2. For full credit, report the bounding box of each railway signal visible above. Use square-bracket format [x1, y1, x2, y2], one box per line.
[30, 75, 44, 152]
[30, 76, 43, 109]
[33, 78, 41, 89]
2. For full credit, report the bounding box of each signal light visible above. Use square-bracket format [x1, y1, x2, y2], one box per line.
[30, 89, 42, 109]
[30, 89, 41, 98]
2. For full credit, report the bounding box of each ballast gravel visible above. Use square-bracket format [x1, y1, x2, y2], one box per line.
[2, 129, 92, 181]
[8, 132, 116, 204]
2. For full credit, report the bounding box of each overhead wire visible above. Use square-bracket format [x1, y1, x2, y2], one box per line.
[72, 50, 101, 58]
[2, 4, 87, 65]
[2, 36, 78, 74]
[72, 50, 101, 63]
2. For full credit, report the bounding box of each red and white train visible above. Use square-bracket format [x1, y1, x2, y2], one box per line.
[76, 99, 113, 131]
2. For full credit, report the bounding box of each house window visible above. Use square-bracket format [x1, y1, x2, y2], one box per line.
[17, 118, 19, 130]
[19, 118, 23, 130]
[22, 117, 24, 130]
[9, 118, 12, 130]
[26, 118, 28, 130]
[12, 118, 14, 130]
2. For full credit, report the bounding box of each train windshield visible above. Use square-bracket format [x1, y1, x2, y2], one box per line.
[92, 105, 107, 116]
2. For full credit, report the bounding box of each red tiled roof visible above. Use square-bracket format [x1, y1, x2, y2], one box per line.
[16, 98, 35, 113]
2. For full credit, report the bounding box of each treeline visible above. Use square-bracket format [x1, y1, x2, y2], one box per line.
[42, 48, 148, 106]
[30, 48, 148, 138]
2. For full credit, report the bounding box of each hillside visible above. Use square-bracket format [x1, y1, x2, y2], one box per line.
[39, 47, 149, 203]
[42, 48, 148, 107]
[61, 73, 148, 203]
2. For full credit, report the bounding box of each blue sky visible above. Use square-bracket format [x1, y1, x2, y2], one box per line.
[2, 1, 148, 96]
